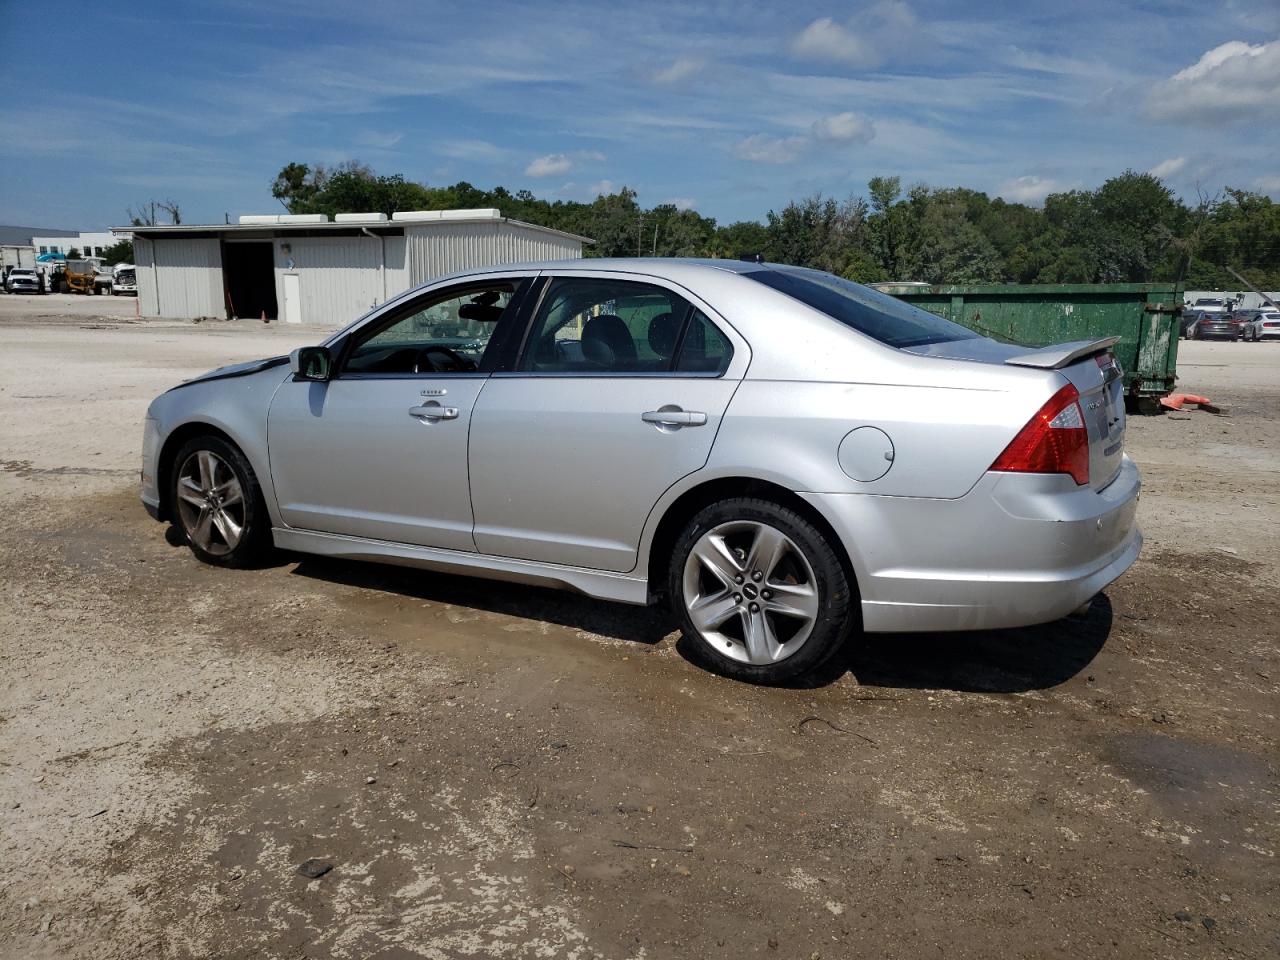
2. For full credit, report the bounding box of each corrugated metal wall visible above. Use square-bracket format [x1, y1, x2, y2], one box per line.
[384, 234, 409, 297]
[405, 221, 581, 285]
[135, 237, 222, 318]
[274, 236, 383, 326]
[133, 238, 159, 317]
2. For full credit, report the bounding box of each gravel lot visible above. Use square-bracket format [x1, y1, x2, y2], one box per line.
[2, 297, 1277, 959]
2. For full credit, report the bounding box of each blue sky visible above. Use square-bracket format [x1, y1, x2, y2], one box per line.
[1, 0, 1278, 231]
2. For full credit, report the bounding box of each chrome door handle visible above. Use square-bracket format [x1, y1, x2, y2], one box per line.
[641, 409, 707, 427]
[408, 403, 459, 421]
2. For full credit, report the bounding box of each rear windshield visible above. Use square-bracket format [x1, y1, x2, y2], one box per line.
[745, 267, 979, 348]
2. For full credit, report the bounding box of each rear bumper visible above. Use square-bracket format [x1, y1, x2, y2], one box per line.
[802, 456, 1143, 632]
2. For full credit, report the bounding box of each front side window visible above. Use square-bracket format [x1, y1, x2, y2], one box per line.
[343, 283, 518, 376]
[519, 277, 731, 375]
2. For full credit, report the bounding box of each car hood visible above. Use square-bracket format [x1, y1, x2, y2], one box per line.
[169, 355, 289, 391]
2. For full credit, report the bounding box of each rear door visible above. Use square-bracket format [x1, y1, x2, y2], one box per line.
[468, 272, 748, 572]
[267, 274, 535, 549]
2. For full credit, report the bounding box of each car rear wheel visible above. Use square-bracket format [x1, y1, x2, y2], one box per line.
[670, 497, 855, 684]
[170, 436, 272, 568]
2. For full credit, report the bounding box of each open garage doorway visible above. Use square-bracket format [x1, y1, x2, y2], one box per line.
[222, 241, 277, 320]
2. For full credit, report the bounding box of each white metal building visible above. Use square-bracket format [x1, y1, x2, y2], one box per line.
[31, 231, 127, 257]
[119, 209, 589, 325]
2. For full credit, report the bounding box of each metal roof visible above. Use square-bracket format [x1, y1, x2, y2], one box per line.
[117, 213, 593, 245]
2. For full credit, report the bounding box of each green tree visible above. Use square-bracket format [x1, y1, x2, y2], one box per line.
[100, 239, 134, 265]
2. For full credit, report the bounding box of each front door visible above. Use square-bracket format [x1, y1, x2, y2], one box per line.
[469, 274, 745, 572]
[267, 276, 533, 550]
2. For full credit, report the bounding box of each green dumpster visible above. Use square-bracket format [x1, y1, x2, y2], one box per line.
[878, 283, 1182, 411]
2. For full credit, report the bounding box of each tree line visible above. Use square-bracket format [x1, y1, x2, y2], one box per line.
[269, 161, 1280, 290]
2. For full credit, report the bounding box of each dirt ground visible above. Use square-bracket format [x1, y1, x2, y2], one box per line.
[1, 298, 1277, 960]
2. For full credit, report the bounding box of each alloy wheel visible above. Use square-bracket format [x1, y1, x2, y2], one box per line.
[175, 450, 246, 556]
[682, 520, 820, 665]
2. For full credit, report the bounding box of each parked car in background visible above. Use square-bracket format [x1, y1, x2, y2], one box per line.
[112, 263, 137, 296]
[138, 258, 1142, 684]
[1195, 312, 1243, 340]
[1190, 297, 1228, 315]
[5, 268, 41, 294]
[1243, 309, 1280, 341]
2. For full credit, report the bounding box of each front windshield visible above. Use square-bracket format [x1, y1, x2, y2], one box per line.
[745, 267, 979, 349]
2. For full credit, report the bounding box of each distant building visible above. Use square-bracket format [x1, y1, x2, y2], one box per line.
[118, 209, 589, 325]
[31, 231, 128, 258]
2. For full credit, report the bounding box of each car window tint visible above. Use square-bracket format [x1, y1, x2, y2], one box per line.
[746, 267, 980, 349]
[344, 285, 514, 375]
[521, 278, 697, 373]
[675, 310, 733, 374]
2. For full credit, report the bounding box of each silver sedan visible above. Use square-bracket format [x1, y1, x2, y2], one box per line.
[141, 259, 1141, 683]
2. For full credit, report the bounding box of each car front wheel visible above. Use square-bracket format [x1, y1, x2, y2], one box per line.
[670, 497, 855, 684]
[170, 436, 272, 567]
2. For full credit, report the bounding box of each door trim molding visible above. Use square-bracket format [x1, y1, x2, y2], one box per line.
[272, 527, 650, 605]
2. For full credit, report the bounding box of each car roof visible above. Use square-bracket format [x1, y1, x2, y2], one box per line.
[472, 257, 770, 276]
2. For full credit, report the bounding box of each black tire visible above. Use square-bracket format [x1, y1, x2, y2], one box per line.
[668, 496, 855, 684]
[169, 435, 273, 568]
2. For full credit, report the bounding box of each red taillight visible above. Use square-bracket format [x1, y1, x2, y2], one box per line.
[991, 384, 1090, 485]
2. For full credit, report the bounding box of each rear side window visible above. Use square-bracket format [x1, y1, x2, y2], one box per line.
[520, 277, 732, 375]
[746, 267, 979, 349]
[675, 311, 732, 374]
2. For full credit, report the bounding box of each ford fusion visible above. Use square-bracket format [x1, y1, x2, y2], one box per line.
[141, 259, 1141, 683]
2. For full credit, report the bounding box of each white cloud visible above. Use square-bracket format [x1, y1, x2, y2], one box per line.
[663, 197, 697, 210]
[525, 153, 574, 177]
[524, 150, 605, 177]
[790, 3, 918, 69]
[811, 111, 876, 143]
[355, 129, 403, 149]
[436, 139, 503, 159]
[1145, 40, 1280, 126]
[652, 56, 705, 85]
[733, 133, 808, 164]
[584, 179, 616, 196]
[1148, 156, 1187, 179]
[996, 175, 1062, 204]
[1256, 175, 1280, 193]
[791, 18, 873, 66]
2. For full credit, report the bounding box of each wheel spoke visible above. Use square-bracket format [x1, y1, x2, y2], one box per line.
[177, 476, 205, 507]
[742, 608, 780, 664]
[692, 534, 742, 587]
[212, 508, 242, 548]
[688, 590, 738, 633]
[747, 524, 788, 581]
[193, 507, 214, 548]
[765, 581, 819, 622]
[217, 477, 243, 508]
[197, 451, 217, 492]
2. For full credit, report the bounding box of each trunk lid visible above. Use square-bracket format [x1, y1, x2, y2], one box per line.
[905, 336, 1126, 491]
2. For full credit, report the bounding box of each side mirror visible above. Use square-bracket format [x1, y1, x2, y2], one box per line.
[290, 346, 332, 382]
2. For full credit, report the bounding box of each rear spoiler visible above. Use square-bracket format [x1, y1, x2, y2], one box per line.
[1004, 336, 1120, 370]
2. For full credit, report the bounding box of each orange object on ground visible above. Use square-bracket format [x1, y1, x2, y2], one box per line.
[1160, 393, 1224, 414]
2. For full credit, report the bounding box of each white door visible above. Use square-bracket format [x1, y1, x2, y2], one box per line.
[282, 273, 302, 324]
